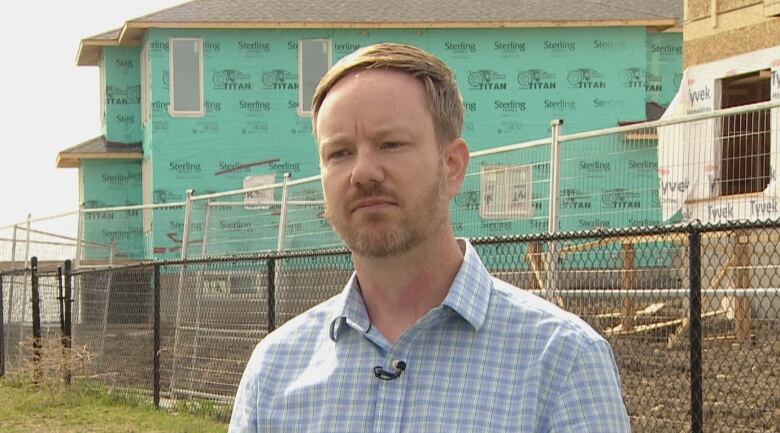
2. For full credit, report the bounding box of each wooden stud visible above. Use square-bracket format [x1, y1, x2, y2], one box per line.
[734, 230, 752, 343]
[526, 241, 545, 292]
[621, 242, 636, 332]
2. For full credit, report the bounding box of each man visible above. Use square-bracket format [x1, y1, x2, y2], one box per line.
[230, 43, 630, 433]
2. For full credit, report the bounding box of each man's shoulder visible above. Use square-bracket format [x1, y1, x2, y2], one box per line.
[487, 277, 605, 345]
[253, 293, 341, 353]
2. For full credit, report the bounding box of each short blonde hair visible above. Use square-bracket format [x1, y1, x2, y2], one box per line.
[311, 43, 464, 145]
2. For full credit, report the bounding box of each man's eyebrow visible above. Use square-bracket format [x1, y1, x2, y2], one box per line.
[367, 125, 415, 140]
[318, 135, 352, 152]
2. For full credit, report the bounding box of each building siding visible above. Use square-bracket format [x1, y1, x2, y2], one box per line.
[91, 27, 681, 258]
[81, 159, 143, 259]
[685, 20, 780, 67]
[103, 47, 142, 144]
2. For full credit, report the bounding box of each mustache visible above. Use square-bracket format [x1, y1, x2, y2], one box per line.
[349, 183, 398, 204]
[322, 184, 399, 220]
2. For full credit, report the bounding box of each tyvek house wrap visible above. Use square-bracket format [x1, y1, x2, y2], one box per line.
[658, 45, 780, 223]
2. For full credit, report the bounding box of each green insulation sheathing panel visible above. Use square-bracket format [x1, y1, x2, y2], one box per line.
[92, 27, 682, 259]
[646, 32, 684, 108]
[81, 159, 143, 259]
[102, 47, 142, 144]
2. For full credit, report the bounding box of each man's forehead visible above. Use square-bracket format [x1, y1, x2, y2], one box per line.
[316, 69, 430, 138]
[327, 68, 422, 98]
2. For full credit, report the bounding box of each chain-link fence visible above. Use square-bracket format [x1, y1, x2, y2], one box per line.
[0, 212, 83, 268]
[1, 258, 67, 379]
[3, 222, 780, 431]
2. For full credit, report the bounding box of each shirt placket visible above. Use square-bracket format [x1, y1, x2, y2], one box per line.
[372, 347, 408, 433]
[370, 309, 447, 433]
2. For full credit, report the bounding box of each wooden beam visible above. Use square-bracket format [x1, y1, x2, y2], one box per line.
[607, 309, 727, 336]
[709, 253, 736, 289]
[734, 231, 752, 343]
[56, 152, 143, 169]
[624, 131, 659, 141]
[560, 238, 614, 255]
[603, 302, 665, 333]
[596, 311, 622, 319]
[525, 241, 545, 291]
[559, 232, 688, 257]
[639, 302, 666, 316]
[621, 243, 636, 332]
[666, 316, 689, 349]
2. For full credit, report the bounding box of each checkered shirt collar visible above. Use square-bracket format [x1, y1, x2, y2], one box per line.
[329, 240, 492, 340]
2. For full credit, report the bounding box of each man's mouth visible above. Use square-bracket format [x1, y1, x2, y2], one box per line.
[351, 198, 396, 213]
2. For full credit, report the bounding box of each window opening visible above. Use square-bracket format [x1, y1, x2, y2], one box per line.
[719, 70, 771, 196]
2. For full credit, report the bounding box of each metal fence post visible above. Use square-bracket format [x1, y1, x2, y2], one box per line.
[546, 119, 563, 300]
[170, 189, 194, 395]
[17, 222, 33, 349]
[24, 214, 32, 268]
[74, 203, 84, 270]
[63, 260, 72, 386]
[153, 264, 161, 409]
[734, 230, 752, 342]
[96, 241, 116, 371]
[72, 204, 84, 337]
[57, 267, 65, 345]
[30, 256, 42, 384]
[187, 199, 213, 392]
[267, 258, 276, 333]
[7, 226, 17, 334]
[180, 189, 195, 261]
[10, 225, 18, 267]
[0, 273, 5, 378]
[688, 228, 704, 433]
[547, 119, 563, 234]
[277, 173, 291, 251]
[201, 200, 213, 258]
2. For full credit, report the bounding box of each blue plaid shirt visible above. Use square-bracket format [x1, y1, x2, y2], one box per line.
[230, 241, 630, 432]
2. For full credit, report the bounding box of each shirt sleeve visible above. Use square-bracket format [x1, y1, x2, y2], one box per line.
[547, 339, 631, 433]
[229, 344, 263, 433]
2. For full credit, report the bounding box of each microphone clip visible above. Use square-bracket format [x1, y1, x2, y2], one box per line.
[373, 360, 406, 380]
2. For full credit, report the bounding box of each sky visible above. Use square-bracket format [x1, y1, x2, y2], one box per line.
[0, 0, 185, 229]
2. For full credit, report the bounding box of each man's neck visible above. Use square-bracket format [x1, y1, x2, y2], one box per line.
[353, 229, 465, 344]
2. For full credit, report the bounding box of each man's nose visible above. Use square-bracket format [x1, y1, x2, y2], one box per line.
[350, 149, 384, 188]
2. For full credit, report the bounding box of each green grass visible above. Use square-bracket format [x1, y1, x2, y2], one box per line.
[0, 379, 228, 433]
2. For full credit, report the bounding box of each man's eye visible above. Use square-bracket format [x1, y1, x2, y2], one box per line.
[328, 150, 349, 160]
[382, 142, 403, 150]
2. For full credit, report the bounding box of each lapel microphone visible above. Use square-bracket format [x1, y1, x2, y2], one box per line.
[374, 360, 406, 380]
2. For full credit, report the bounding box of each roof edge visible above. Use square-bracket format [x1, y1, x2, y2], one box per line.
[78, 32, 141, 66]
[84, 17, 678, 65]
[123, 18, 677, 30]
[57, 136, 143, 168]
[56, 151, 144, 169]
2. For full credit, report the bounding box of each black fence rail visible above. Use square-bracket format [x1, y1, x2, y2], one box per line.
[2, 222, 779, 432]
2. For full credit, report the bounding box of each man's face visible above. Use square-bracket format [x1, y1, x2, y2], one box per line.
[316, 69, 455, 258]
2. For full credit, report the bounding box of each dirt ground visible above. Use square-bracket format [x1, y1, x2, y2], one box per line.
[612, 323, 780, 433]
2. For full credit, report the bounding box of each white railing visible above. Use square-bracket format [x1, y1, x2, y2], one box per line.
[1, 100, 778, 267]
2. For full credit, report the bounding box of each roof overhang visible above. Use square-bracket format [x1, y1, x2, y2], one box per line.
[57, 151, 144, 168]
[56, 135, 143, 168]
[77, 37, 143, 66]
[77, 17, 678, 66]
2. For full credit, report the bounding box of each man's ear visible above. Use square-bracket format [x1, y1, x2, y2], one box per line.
[442, 137, 470, 198]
